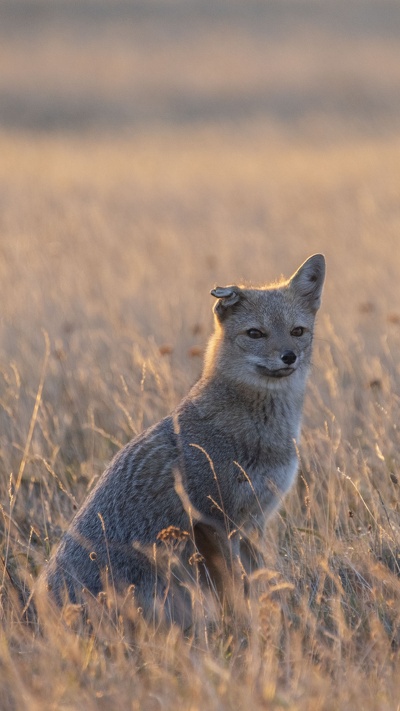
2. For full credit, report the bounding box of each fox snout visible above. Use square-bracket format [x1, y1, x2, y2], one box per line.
[280, 350, 297, 366]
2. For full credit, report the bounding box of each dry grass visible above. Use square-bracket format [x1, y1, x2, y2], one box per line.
[1, 125, 400, 711]
[1, 1, 400, 709]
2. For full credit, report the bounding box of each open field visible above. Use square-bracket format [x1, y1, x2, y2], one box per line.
[1, 1, 400, 709]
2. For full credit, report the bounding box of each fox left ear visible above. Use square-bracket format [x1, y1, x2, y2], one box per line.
[289, 254, 326, 312]
[210, 285, 243, 320]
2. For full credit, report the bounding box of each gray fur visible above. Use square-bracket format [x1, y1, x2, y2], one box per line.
[44, 254, 325, 620]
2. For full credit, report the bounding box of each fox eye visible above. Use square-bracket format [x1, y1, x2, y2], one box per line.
[247, 328, 264, 339]
[291, 326, 305, 337]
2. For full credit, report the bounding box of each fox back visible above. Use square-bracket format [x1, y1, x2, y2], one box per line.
[44, 254, 325, 622]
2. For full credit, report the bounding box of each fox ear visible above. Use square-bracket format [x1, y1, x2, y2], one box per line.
[210, 285, 243, 319]
[289, 254, 326, 312]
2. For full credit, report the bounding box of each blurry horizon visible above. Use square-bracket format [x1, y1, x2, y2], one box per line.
[2, 0, 400, 141]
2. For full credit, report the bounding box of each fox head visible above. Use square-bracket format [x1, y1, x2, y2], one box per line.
[205, 254, 325, 391]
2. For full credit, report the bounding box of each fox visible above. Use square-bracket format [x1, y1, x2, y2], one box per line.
[43, 254, 325, 624]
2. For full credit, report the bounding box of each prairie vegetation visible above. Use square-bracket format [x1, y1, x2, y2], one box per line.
[1, 1, 400, 709]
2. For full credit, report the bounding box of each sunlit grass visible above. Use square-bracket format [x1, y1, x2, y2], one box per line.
[0, 124, 400, 709]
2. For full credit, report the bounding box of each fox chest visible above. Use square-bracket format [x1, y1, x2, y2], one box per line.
[234, 454, 299, 530]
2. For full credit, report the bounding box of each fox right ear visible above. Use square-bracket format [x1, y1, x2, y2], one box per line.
[289, 254, 326, 313]
[210, 286, 243, 319]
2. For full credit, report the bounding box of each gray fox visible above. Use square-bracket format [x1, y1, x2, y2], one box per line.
[44, 254, 325, 623]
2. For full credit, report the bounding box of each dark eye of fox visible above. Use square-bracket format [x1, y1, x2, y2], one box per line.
[247, 328, 264, 339]
[291, 326, 305, 337]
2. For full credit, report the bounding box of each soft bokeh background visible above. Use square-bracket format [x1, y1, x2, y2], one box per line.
[1, 2, 400, 709]
[2, 0, 400, 442]
[2, 1, 400, 337]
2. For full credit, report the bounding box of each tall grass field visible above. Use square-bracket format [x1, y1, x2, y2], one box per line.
[1, 1, 400, 709]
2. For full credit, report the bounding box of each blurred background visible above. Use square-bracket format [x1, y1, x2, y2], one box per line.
[2, 0, 400, 136]
[1, 0, 400, 390]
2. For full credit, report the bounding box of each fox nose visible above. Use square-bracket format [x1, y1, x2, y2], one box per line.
[280, 350, 297, 366]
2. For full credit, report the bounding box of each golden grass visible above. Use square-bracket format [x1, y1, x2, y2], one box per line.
[0, 121, 399, 709]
